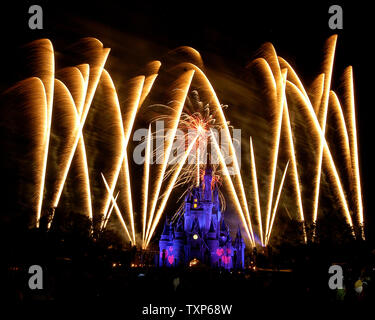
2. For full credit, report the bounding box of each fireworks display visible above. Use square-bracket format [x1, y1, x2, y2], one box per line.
[1, 35, 365, 249]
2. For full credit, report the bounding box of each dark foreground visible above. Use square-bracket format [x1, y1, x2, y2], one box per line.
[1, 226, 374, 316]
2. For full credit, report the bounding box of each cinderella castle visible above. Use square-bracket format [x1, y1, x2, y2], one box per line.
[158, 161, 245, 269]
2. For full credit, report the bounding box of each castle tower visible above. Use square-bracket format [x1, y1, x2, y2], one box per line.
[201, 161, 213, 232]
[159, 219, 172, 266]
[173, 217, 185, 265]
[203, 155, 212, 201]
[158, 154, 245, 269]
[233, 226, 245, 269]
[212, 187, 221, 223]
[184, 162, 214, 234]
[207, 219, 219, 266]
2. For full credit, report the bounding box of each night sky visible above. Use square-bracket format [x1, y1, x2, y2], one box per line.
[1, 1, 374, 244]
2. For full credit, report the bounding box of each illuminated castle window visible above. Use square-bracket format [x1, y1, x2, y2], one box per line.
[193, 198, 198, 208]
[193, 234, 198, 240]
[189, 258, 199, 267]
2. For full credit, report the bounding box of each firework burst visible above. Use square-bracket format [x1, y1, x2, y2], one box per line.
[2, 35, 365, 249]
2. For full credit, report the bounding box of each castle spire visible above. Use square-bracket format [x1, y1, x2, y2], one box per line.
[207, 218, 217, 240]
[162, 218, 170, 235]
[203, 152, 212, 201]
[205, 151, 212, 175]
[160, 218, 171, 241]
[236, 225, 242, 239]
[209, 219, 215, 233]
[234, 224, 245, 247]
[176, 216, 184, 232]
[220, 218, 227, 232]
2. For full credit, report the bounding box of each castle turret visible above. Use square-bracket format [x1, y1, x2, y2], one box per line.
[161, 219, 171, 241]
[159, 219, 172, 266]
[207, 219, 216, 239]
[233, 225, 245, 269]
[207, 219, 219, 266]
[174, 217, 185, 239]
[203, 157, 213, 201]
[173, 217, 185, 265]
[200, 157, 214, 232]
[219, 218, 228, 241]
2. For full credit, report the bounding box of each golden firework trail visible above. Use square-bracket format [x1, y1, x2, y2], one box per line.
[6, 77, 47, 225]
[50, 43, 110, 222]
[7, 36, 364, 246]
[249, 137, 264, 246]
[47, 78, 81, 229]
[310, 73, 325, 115]
[287, 81, 353, 228]
[142, 125, 152, 247]
[103, 191, 120, 230]
[55, 67, 93, 221]
[278, 57, 308, 99]
[266, 160, 290, 245]
[30, 39, 55, 228]
[57, 66, 89, 115]
[101, 62, 161, 233]
[145, 114, 214, 229]
[277, 57, 317, 241]
[208, 89, 255, 244]
[145, 133, 200, 247]
[248, 58, 277, 93]
[76, 64, 90, 115]
[261, 43, 282, 88]
[145, 69, 196, 243]
[329, 90, 353, 183]
[101, 173, 132, 243]
[211, 130, 255, 247]
[99, 73, 145, 245]
[342, 67, 364, 237]
[75, 118, 93, 221]
[196, 145, 200, 187]
[58, 78, 93, 221]
[282, 97, 306, 243]
[178, 63, 256, 245]
[246, 57, 278, 243]
[312, 35, 337, 228]
[98, 73, 139, 223]
[122, 153, 136, 244]
[139, 61, 161, 107]
[159, 104, 217, 189]
[264, 68, 287, 244]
